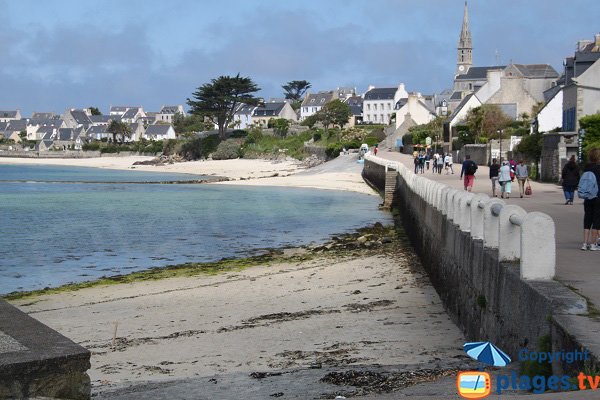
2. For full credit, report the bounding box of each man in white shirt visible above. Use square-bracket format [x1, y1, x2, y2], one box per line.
[444, 154, 454, 174]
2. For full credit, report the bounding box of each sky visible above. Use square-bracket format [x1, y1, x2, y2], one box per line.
[0, 0, 598, 116]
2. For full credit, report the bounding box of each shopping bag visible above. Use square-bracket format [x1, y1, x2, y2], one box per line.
[525, 180, 532, 196]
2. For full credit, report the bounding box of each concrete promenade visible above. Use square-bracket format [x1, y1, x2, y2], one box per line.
[378, 150, 600, 310]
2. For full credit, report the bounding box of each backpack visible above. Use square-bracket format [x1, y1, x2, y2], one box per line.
[466, 161, 478, 175]
[578, 171, 599, 200]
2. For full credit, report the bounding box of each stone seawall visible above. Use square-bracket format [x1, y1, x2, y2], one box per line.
[362, 156, 597, 375]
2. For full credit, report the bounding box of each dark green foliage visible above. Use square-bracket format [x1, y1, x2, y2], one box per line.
[244, 127, 263, 144]
[88, 107, 102, 116]
[212, 139, 243, 160]
[317, 99, 352, 130]
[516, 132, 542, 162]
[269, 118, 290, 137]
[313, 132, 322, 142]
[179, 135, 220, 160]
[408, 117, 445, 145]
[282, 80, 311, 102]
[187, 74, 261, 139]
[301, 114, 319, 129]
[230, 129, 248, 138]
[107, 120, 132, 143]
[173, 113, 213, 134]
[579, 113, 600, 154]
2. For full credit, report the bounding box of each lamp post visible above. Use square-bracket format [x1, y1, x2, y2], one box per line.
[497, 129, 504, 162]
[578, 128, 586, 164]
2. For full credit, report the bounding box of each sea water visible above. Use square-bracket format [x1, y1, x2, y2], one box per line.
[0, 164, 391, 294]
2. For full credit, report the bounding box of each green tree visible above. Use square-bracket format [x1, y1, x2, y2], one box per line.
[187, 74, 261, 139]
[88, 107, 102, 116]
[301, 114, 318, 129]
[516, 131, 542, 179]
[173, 113, 213, 134]
[464, 104, 512, 143]
[282, 80, 311, 102]
[316, 99, 351, 132]
[269, 118, 290, 137]
[579, 113, 600, 154]
[107, 120, 132, 143]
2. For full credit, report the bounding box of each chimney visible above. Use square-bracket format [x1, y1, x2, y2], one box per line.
[367, 85, 375, 92]
[595, 33, 600, 48]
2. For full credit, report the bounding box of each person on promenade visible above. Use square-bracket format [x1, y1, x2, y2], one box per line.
[460, 154, 478, 192]
[436, 153, 444, 174]
[562, 155, 580, 205]
[444, 153, 454, 174]
[425, 152, 431, 171]
[580, 148, 600, 251]
[433, 153, 439, 173]
[419, 153, 425, 173]
[515, 160, 529, 198]
[374, 145, 379, 156]
[413, 154, 420, 174]
[489, 158, 500, 197]
[499, 160, 512, 199]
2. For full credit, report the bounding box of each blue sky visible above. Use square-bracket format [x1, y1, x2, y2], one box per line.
[1, 0, 598, 116]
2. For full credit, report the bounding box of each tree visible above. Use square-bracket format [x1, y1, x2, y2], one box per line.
[301, 114, 318, 129]
[282, 80, 311, 102]
[187, 74, 261, 139]
[107, 120, 132, 143]
[269, 118, 290, 137]
[88, 107, 102, 116]
[516, 131, 542, 180]
[316, 99, 351, 131]
[464, 104, 512, 143]
[579, 113, 600, 154]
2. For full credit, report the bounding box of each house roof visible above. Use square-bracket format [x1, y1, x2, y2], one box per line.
[159, 105, 182, 114]
[87, 125, 109, 135]
[0, 122, 7, 131]
[509, 64, 559, 79]
[0, 110, 19, 118]
[57, 128, 77, 141]
[110, 106, 130, 113]
[90, 115, 118, 123]
[31, 112, 55, 119]
[121, 108, 141, 119]
[364, 88, 397, 100]
[301, 92, 334, 107]
[70, 110, 92, 125]
[447, 93, 477, 122]
[450, 91, 464, 100]
[455, 66, 505, 81]
[543, 85, 563, 103]
[145, 124, 172, 136]
[252, 102, 285, 117]
[6, 120, 27, 131]
[235, 104, 256, 115]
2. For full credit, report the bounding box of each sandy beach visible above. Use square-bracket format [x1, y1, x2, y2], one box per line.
[0, 154, 376, 195]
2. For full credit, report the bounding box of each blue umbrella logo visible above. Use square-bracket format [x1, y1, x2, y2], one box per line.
[464, 342, 511, 367]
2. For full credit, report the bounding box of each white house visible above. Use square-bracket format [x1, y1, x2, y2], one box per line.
[300, 91, 335, 120]
[232, 104, 257, 129]
[562, 57, 600, 132]
[0, 110, 21, 123]
[252, 102, 298, 127]
[156, 105, 185, 124]
[537, 89, 563, 133]
[395, 93, 437, 129]
[143, 124, 176, 140]
[363, 84, 408, 124]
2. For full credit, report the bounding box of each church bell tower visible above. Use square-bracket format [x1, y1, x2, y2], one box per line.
[456, 1, 472, 77]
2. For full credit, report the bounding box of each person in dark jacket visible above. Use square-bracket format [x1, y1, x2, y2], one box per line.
[562, 155, 580, 205]
[581, 148, 600, 251]
[489, 159, 500, 197]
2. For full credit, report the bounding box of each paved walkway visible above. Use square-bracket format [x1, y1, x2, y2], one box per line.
[378, 150, 600, 310]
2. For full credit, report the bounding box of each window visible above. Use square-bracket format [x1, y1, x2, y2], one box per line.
[374, 104, 378, 111]
[387, 103, 391, 110]
[373, 115, 378, 122]
[367, 104, 371, 111]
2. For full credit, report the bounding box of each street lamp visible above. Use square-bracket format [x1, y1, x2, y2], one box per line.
[497, 129, 504, 161]
[578, 129, 586, 164]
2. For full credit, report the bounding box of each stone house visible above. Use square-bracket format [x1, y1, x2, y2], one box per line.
[387, 93, 437, 150]
[62, 109, 92, 130]
[345, 96, 363, 127]
[562, 57, 600, 132]
[252, 102, 298, 127]
[121, 107, 146, 123]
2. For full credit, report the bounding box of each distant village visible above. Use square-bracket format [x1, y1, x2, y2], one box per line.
[1, 3, 598, 160]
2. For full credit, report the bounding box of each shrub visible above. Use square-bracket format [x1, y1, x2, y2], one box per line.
[312, 132, 322, 142]
[179, 135, 220, 160]
[212, 139, 242, 160]
[364, 136, 379, 147]
[244, 127, 263, 145]
[230, 129, 248, 138]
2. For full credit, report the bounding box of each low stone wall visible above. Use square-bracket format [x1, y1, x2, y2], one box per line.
[0, 151, 157, 159]
[362, 155, 597, 375]
[0, 300, 90, 399]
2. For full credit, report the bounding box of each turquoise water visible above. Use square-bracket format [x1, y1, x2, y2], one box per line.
[0, 164, 390, 294]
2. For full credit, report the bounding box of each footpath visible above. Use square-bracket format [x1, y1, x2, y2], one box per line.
[378, 151, 600, 308]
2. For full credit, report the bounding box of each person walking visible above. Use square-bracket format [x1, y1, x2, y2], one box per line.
[489, 158, 500, 197]
[498, 160, 512, 199]
[460, 154, 478, 192]
[413, 155, 419, 174]
[425, 152, 431, 171]
[373, 145, 379, 156]
[418, 153, 425, 173]
[444, 153, 454, 174]
[436, 153, 444, 174]
[561, 155, 580, 205]
[515, 160, 529, 198]
[580, 148, 600, 251]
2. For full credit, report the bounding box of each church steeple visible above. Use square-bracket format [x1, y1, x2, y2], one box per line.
[456, 1, 473, 76]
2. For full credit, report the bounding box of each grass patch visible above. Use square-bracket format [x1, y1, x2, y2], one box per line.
[243, 131, 313, 160]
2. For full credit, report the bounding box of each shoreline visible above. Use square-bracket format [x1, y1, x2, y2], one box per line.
[9, 224, 468, 396]
[0, 154, 378, 196]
